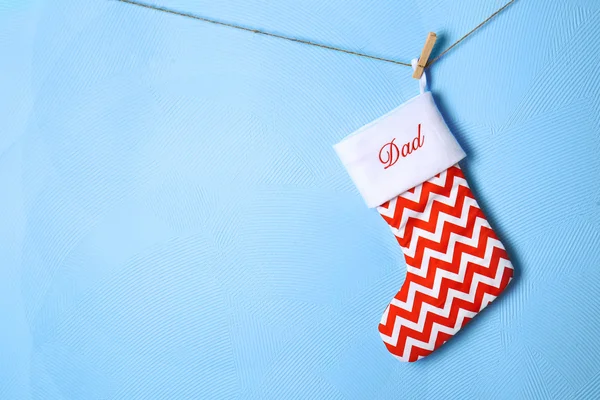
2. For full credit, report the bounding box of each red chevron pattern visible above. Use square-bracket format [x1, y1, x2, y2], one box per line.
[377, 165, 513, 362]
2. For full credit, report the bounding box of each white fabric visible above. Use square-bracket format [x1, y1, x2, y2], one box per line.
[334, 92, 466, 208]
[411, 58, 427, 94]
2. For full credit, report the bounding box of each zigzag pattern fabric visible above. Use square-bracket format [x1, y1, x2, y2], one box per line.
[377, 164, 514, 362]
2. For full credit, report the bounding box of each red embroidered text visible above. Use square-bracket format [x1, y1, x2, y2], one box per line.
[378, 124, 425, 169]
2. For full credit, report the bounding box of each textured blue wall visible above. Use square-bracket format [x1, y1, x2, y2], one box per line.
[1, 0, 600, 398]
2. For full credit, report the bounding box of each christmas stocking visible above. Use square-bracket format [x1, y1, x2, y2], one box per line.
[333, 66, 514, 362]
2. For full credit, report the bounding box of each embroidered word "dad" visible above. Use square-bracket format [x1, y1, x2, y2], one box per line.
[378, 124, 425, 169]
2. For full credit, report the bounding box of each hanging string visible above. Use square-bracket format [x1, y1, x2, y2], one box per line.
[117, 0, 516, 69]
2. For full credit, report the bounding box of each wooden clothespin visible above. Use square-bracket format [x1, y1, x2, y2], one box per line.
[412, 32, 437, 79]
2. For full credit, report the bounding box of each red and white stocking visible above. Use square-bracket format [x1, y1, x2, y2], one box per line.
[334, 64, 514, 362]
[376, 165, 513, 361]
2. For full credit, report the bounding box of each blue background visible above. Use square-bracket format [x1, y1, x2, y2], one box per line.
[1, 0, 600, 398]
